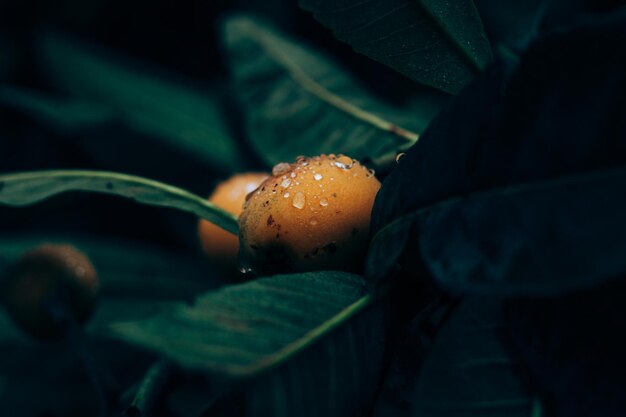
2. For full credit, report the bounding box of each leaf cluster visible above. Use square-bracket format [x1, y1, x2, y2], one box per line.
[1, 1, 625, 416]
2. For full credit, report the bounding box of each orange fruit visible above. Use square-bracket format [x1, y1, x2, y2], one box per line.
[198, 172, 269, 272]
[239, 154, 381, 274]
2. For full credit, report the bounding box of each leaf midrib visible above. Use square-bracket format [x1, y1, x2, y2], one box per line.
[0, 170, 239, 234]
[244, 24, 420, 144]
[233, 291, 377, 376]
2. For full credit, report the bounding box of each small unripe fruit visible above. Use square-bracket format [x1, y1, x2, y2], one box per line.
[239, 154, 381, 274]
[198, 172, 269, 271]
[1, 244, 99, 340]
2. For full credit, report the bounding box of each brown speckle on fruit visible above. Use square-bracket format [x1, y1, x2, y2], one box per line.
[238, 154, 381, 274]
[0, 244, 99, 340]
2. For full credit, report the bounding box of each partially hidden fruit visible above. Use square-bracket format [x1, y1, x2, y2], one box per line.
[239, 154, 381, 274]
[198, 172, 269, 272]
[0, 244, 99, 340]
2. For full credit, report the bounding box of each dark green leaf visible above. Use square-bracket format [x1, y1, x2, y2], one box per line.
[372, 300, 453, 417]
[0, 86, 114, 130]
[507, 280, 626, 417]
[412, 298, 538, 417]
[110, 272, 386, 417]
[224, 16, 433, 166]
[38, 34, 243, 172]
[368, 14, 626, 293]
[369, 167, 626, 294]
[0, 170, 238, 235]
[299, 0, 492, 94]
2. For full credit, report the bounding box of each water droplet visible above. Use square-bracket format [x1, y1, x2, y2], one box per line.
[238, 266, 254, 275]
[292, 192, 305, 209]
[283, 192, 290, 198]
[281, 178, 291, 188]
[245, 183, 261, 193]
[290, 172, 296, 178]
[272, 162, 291, 176]
[310, 217, 318, 226]
[366, 168, 376, 177]
[296, 155, 306, 163]
[314, 173, 323, 181]
[334, 155, 354, 170]
[302, 162, 308, 167]
[395, 153, 406, 163]
[320, 198, 329, 207]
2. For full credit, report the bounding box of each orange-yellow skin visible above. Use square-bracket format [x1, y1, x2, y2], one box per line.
[239, 154, 381, 274]
[198, 173, 269, 271]
[1, 244, 99, 340]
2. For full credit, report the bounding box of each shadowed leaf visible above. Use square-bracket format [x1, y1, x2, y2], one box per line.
[368, 13, 626, 293]
[110, 272, 386, 417]
[38, 34, 242, 172]
[412, 298, 537, 417]
[300, 0, 492, 94]
[223, 16, 442, 166]
[0, 86, 114, 130]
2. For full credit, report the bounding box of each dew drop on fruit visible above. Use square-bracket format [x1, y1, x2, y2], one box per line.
[272, 162, 291, 176]
[283, 192, 290, 198]
[320, 198, 329, 207]
[290, 172, 296, 178]
[314, 173, 323, 181]
[292, 192, 306, 209]
[333, 155, 354, 170]
[281, 178, 291, 188]
[366, 168, 376, 178]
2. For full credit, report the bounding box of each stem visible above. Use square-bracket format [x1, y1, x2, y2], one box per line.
[45, 297, 114, 417]
[125, 360, 175, 417]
